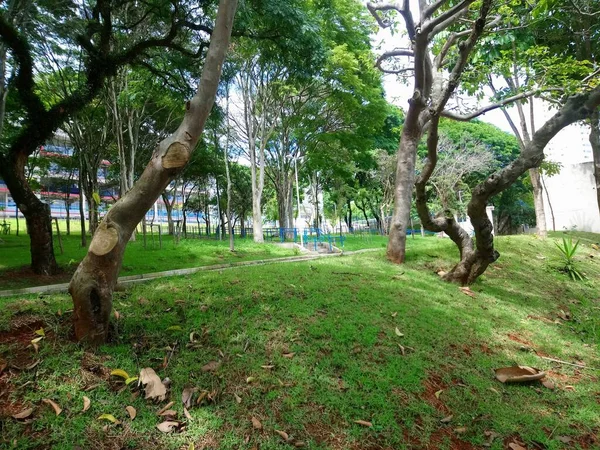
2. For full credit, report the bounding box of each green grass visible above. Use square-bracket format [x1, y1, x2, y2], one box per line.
[0, 232, 598, 449]
[0, 229, 394, 290]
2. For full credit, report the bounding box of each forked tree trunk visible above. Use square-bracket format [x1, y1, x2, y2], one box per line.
[0, 151, 59, 275]
[442, 89, 600, 285]
[69, 0, 238, 344]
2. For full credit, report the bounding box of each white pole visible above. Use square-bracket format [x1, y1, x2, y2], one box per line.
[294, 157, 303, 247]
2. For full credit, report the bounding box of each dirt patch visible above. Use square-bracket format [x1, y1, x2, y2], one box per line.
[429, 427, 478, 450]
[421, 373, 450, 414]
[0, 265, 72, 290]
[507, 333, 534, 347]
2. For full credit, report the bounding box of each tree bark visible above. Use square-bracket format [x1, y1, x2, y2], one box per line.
[387, 102, 423, 263]
[529, 167, 547, 237]
[590, 110, 600, 214]
[446, 88, 600, 284]
[69, 0, 238, 344]
[0, 151, 58, 275]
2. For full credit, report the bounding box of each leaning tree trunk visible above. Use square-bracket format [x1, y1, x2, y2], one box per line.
[0, 151, 58, 275]
[69, 0, 238, 344]
[590, 110, 600, 214]
[445, 88, 600, 285]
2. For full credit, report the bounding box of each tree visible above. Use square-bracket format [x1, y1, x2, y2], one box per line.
[69, 0, 238, 344]
[368, 0, 600, 283]
[0, 0, 223, 275]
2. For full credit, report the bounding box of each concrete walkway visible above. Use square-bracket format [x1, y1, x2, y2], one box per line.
[0, 248, 381, 298]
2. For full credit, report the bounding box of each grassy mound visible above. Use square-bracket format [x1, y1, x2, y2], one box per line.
[0, 232, 599, 449]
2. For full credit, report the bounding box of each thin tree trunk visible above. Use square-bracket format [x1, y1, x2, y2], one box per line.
[590, 110, 600, 214]
[78, 180, 87, 247]
[530, 167, 547, 238]
[69, 0, 238, 344]
[540, 174, 555, 232]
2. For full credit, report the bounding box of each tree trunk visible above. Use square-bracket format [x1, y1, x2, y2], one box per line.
[65, 198, 71, 235]
[0, 151, 59, 275]
[346, 199, 352, 231]
[529, 167, 547, 238]
[590, 110, 600, 214]
[69, 0, 238, 344]
[540, 174, 555, 232]
[387, 121, 422, 263]
[78, 182, 87, 247]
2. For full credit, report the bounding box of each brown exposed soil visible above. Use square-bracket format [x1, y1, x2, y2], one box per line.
[507, 333, 534, 347]
[0, 316, 47, 419]
[428, 427, 478, 450]
[421, 373, 451, 414]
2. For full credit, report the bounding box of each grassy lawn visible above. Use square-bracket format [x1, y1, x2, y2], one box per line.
[0, 232, 599, 449]
[0, 232, 299, 290]
[0, 228, 395, 291]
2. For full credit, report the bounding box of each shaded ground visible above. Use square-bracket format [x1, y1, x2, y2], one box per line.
[0, 232, 599, 449]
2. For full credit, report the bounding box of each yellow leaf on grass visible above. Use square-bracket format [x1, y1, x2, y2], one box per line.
[97, 413, 120, 424]
[125, 377, 138, 385]
[31, 337, 44, 344]
[394, 328, 404, 337]
[34, 328, 45, 337]
[110, 369, 130, 380]
[434, 389, 444, 399]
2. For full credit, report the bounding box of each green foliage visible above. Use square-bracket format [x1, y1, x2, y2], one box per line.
[555, 237, 585, 281]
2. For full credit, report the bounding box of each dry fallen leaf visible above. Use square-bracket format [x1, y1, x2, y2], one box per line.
[42, 399, 62, 416]
[293, 441, 306, 448]
[183, 407, 192, 421]
[541, 379, 555, 390]
[82, 396, 91, 412]
[391, 312, 398, 318]
[440, 415, 453, 423]
[182, 387, 197, 408]
[275, 430, 290, 441]
[139, 367, 167, 401]
[196, 391, 208, 405]
[97, 413, 120, 424]
[233, 393, 242, 404]
[282, 352, 295, 358]
[434, 389, 444, 399]
[459, 286, 476, 298]
[454, 426, 467, 434]
[394, 327, 404, 337]
[156, 421, 179, 433]
[251, 417, 262, 429]
[261, 365, 275, 370]
[508, 443, 526, 450]
[159, 409, 177, 417]
[12, 408, 34, 420]
[494, 366, 545, 383]
[125, 406, 136, 420]
[31, 336, 43, 344]
[246, 376, 256, 384]
[354, 420, 373, 427]
[157, 401, 175, 415]
[557, 436, 572, 444]
[114, 310, 120, 320]
[201, 361, 221, 373]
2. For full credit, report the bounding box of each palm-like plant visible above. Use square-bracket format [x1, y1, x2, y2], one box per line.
[555, 237, 584, 281]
